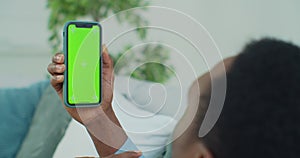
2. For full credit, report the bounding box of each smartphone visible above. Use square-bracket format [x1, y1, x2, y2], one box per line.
[63, 21, 102, 107]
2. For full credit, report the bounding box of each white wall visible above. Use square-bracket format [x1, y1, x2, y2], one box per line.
[153, 0, 300, 55]
[1, 0, 300, 87]
[0, 0, 51, 88]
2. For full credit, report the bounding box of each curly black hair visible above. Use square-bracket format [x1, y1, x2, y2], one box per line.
[203, 38, 300, 158]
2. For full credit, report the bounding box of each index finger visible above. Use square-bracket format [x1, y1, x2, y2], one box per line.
[52, 53, 65, 64]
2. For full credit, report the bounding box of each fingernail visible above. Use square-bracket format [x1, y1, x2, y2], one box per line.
[56, 75, 63, 80]
[103, 44, 108, 53]
[56, 65, 63, 70]
[55, 55, 62, 61]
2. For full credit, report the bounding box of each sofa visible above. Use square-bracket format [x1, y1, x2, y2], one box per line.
[0, 76, 187, 158]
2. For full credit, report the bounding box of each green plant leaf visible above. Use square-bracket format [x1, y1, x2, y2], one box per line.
[47, 0, 174, 83]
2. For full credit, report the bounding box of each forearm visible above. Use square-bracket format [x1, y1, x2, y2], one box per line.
[85, 106, 128, 157]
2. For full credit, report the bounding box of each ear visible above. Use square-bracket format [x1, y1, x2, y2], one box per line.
[172, 136, 214, 158]
[194, 142, 214, 158]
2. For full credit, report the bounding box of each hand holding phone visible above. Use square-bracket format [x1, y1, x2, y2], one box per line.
[47, 45, 114, 124]
[48, 47, 131, 157]
[48, 22, 131, 157]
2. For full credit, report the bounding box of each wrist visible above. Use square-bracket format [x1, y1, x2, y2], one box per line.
[84, 104, 121, 129]
[84, 103, 128, 156]
[83, 108, 106, 127]
[101, 102, 115, 117]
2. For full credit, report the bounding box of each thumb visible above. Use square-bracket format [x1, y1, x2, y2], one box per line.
[102, 44, 113, 69]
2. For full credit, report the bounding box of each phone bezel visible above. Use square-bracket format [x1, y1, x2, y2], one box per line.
[63, 21, 102, 108]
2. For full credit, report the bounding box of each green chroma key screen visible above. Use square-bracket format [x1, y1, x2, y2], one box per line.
[67, 24, 100, 105]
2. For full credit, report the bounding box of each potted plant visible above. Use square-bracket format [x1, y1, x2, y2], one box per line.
[47, 0, 174, 83]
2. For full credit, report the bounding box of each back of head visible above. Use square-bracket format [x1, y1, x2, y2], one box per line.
[203, 38, 300, 158]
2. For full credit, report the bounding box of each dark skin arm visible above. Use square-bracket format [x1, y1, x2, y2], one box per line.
[47, 45, 141, 158]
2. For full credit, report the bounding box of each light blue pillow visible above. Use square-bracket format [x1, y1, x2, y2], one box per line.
[16, 85, 71, 158]
[0, 81, 49, 158]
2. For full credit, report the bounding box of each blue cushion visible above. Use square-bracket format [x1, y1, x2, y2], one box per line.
[0, 81, 49, 158]
[16, 85, 71, 158]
